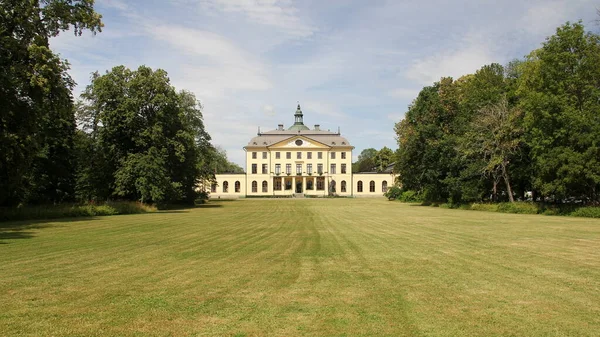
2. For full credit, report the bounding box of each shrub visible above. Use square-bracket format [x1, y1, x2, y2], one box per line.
[496, 202, 539, 214]
[399, 190, 423, 203]
[0, 201, 156, 222]
[569, 207, 600, 218]
[384, 186, 402, 200]
[470, 203, 499, 212]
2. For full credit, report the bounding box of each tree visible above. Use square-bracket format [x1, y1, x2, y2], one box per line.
[518, 22, 600, 202]
[374, 147, 394, 172]
[0, 0, 103, 205]
[210, 147, 245, 174]
[76, 65, 212, 204]
[352, 148, 377, 173]
[461, 98, 523, 202]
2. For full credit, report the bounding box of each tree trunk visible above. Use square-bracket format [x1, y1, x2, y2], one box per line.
[501, 161, 514, 203]
[492, 180, 497, 202]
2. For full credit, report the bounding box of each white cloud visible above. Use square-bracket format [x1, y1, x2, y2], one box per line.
[197, 0, 315, 38]
[520, 0, 576, 36]
[405, 32, 496, 85]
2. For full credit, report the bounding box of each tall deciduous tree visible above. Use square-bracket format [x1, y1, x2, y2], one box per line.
[461, 98, 523, 202]
[352, 148, 377, 173]
[76, 65, 212, 204]
[519, 22, 600, 202]
[0, 0, 103, 205]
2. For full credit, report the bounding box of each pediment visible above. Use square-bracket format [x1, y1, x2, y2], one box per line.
[268, 136, 330, 149]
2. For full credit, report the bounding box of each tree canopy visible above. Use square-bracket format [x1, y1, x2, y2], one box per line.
[0, 0, 103, 206]
[394, 21, 600, 204]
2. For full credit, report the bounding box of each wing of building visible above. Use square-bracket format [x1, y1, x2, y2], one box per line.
[209, 104, 396, 198]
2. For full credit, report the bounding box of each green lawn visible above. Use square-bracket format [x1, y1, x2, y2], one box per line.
[1, 199, 599, 336]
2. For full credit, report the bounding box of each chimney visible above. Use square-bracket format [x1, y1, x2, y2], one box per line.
[278, 124, 284, 131]
[314, 124, 320, 131]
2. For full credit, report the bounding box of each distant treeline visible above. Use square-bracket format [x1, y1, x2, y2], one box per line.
[394, 22, 600, 204]
[0, 1, 238, 207]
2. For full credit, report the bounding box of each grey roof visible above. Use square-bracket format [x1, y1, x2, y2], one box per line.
[246, 103, 352, 148]
[246, 129, 352, 148]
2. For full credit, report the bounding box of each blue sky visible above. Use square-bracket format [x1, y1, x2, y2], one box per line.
[50, 0, 598, 167]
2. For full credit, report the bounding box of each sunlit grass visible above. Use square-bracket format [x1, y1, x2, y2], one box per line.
[1, 199, 599, 336]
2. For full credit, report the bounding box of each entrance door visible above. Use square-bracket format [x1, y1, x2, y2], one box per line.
[296, 182, 303, 193]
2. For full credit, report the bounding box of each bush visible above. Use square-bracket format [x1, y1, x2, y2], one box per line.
[569, 206, 600, 218]
[399, 190, 423, 203]
[0, 201, 156, 222]
[496, 202, 539, 214]
[384, 186, 402, 200]
[470, 203, 499, 212]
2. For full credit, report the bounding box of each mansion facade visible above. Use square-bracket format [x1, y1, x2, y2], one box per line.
[209, 104, 396, 198]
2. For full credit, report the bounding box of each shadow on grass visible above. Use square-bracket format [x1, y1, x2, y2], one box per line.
[0, 217, 98, 244]
[195, 204, 224, 208]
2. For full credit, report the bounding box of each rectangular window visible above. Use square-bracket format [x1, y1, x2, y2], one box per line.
[317, 164, 323, 174]
[296, 164, 302, 175]
[276, 152, 280, 159]
[331, 152, 336, 159]
[318, 152, 323, 159]
[307, 152, 312, 159]
[275, 179, 282, 191]
[330, 164, 336, 174]
[307, 164, 313, 174]
[341, 152, 346, 159]
[252, 152, 257, 159]
[252, 164, 257, 174]
[286, 152, 291, 159]
[341, 164, 347, 174]
[275, 164, 281, 174]
[285, 180, 292, 190]
[297, 152, 302, 159]
[306, 180, 313, 190]
[262, 152, 267, 159]
[262, 164, 268, 174]
[286, 164, 291, 174]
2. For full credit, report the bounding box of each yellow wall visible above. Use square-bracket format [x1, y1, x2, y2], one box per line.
[351, 173, 395, 197]
[208, 174, 246, 199]
[245, 136, 353, 196]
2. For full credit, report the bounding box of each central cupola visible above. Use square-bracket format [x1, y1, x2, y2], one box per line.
[288, 103, 310, 131]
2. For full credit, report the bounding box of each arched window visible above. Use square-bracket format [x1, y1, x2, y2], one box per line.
[223, 181, 229, 193]
[252, 181, 257, 193]
[211, 183, 217, 193]
[341, 180, 347, 192]
[382, 181, 388, 193]
[235, 181, 240, 193]
[370, 181, 375, 192]
[262, 180, 268, 192]
[357, 181, 363, 192]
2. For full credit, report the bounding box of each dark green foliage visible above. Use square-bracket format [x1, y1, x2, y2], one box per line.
[210, 147, 245, 173]
[384, 186, 402, 200]
[394, 22, 600, 205]
[398, 190, 423, 203]
[519, 22, 600, 202]
[0, 0, 102, 206]
[569, 207, 600, 218]
[76, 66, 212, 204]
[352, 148, 377, 173]
[0, 201, 155, 222]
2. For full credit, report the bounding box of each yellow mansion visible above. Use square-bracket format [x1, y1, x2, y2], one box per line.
[209, 104, 395, 198]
